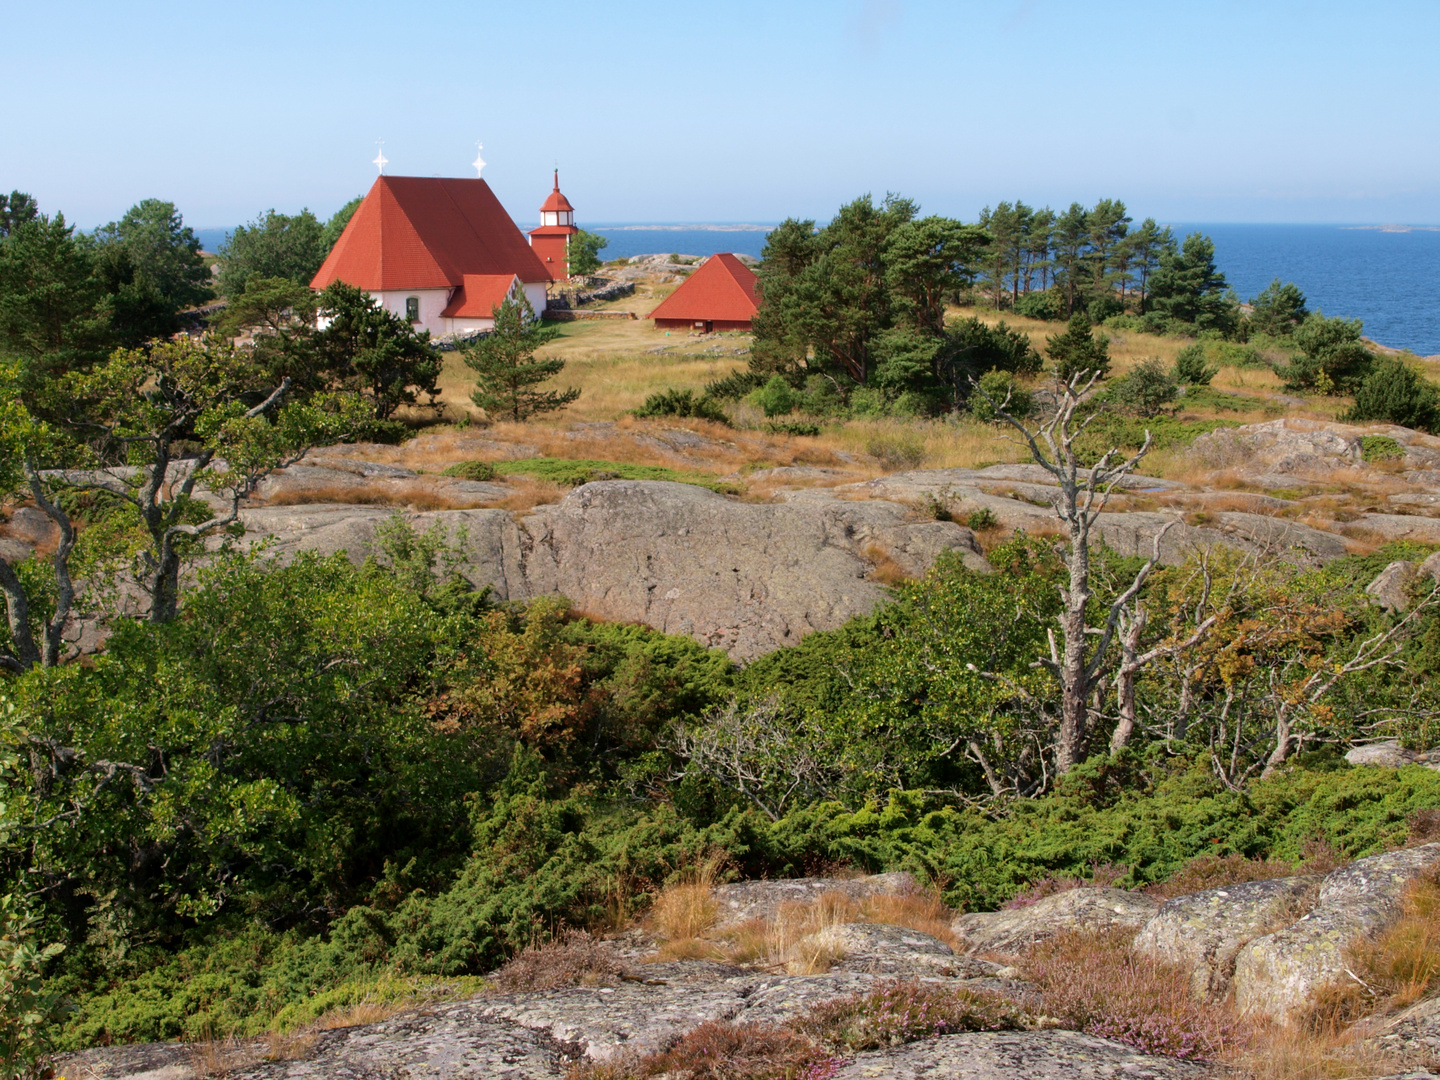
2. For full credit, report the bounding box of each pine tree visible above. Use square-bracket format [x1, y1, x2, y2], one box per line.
[462, 293, 578, 421]
[1045, 312, 1111, 383]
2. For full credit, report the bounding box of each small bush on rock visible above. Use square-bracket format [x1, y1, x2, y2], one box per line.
[793, 980, 1022, 1052]
[441, 460, 496, 482]
[1021, 927, 1252, 1062]
[489, 931, 622, 992]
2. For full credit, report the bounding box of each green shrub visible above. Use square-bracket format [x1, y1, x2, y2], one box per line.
[1014, 290, 1061, 321]
[1280, 313, 1374, 393]
[764, 420, 821, 437]
[0, 896, 65, 1078]
[633, 388, 730, 425]
[1208, 341, 1270, 370]
[1172, 344, 1218, 386]
[1107, 359, 1179, 418]
[1343, 357, 1440, 433]
[969, 369, 1034, 422]
[1087, 295, 1124, 324]
[495, 457, 728, 492]
[965, 507, 999, 531]
[703, 370, 767, 401]
[1102, 314, 1145, 332]
[1360, 435, 1406, 463]
[946, 317, 1042, 378]
[441, 460, 496, 482]
[1140, 311, 1173, 336]
[750, 375, 798, 417]
[1071, 413, 1237, 464]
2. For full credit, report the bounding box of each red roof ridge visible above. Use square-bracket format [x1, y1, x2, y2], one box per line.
[647, 253, 760, 323]
[312, 175, 548, 292]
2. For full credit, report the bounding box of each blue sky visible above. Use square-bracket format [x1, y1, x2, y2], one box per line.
[6, 1, 1438, 230]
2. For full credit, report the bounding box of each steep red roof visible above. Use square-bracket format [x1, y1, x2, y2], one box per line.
[647, 254, 760, 323]
[440, 274, 520, 318]
[312, 176, 549, 291]
[539, 170, 575, 213]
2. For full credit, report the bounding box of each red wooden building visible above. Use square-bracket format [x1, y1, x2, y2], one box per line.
[647, 253, 760, 332]
[527, 171, 579, 281]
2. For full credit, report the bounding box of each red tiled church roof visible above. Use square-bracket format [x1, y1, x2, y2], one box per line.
[647, 253, 760, 323]
[312, 176, 549, 292]
[539, 170, 575, 213]
[440, 274, 520, 318]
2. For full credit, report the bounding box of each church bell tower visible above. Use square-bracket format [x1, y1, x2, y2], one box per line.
[528, 171, 579, 281]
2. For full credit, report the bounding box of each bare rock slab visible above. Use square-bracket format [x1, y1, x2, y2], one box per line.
[1133, 875, 1321, 999]
[229, 1005, 571, 1079]
[1233, 843, 1440, 1020]
[955, 888, 1160, 956]
[520, 481, 988, 659]
[829, 1029, 1207, 1080]
[712, 872, 918, 929]
[238, 482, 988, 660]
[794, 922, 978, 977]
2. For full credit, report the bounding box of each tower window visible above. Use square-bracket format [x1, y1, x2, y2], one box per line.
[405, 297, 420, 322]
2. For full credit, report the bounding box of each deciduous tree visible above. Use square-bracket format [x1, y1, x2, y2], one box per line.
[62, 338, 360, 622]
[217, 208, 328, 298]
[93, 199, 212, 314]
[567, 228, 609, 276]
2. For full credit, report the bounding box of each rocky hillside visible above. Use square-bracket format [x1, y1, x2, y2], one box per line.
[57, 842, 1440, 1079]
[11, 416, 1440, 661]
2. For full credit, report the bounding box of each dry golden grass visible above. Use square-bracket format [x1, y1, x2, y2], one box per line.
[647, 861, 721, 960]
[864, 544, 912, 586]
[646, 879, 960, 976]
[312, 999, 406, 1031]
[262, 1029, 318, 1062]
[485, 477, 569, 512]
[187, 1032, 262, 1077]
[818, 417, 1029, 473]
[260, 479, 491, 512]
[1229, 1023, 1404, 1080]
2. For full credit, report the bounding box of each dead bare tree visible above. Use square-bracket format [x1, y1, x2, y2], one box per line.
[976, 373, 1186, 775]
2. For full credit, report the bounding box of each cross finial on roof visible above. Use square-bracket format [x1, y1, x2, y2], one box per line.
[553, 168, 560, 190]
[473, 143, 486, 178]
[373, 139, 388, 175]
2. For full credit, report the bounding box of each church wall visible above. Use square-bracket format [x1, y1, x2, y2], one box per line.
[373, 289, 453, 337]
[522, 280, 549, 318]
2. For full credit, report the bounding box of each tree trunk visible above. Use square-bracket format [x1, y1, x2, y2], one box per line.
[1109, 607, 1146, 755]
[1055, 527, 1093, 775]
[0, 558, 40, 672]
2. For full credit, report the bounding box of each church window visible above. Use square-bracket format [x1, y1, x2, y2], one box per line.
[405, 297, 420, 322]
